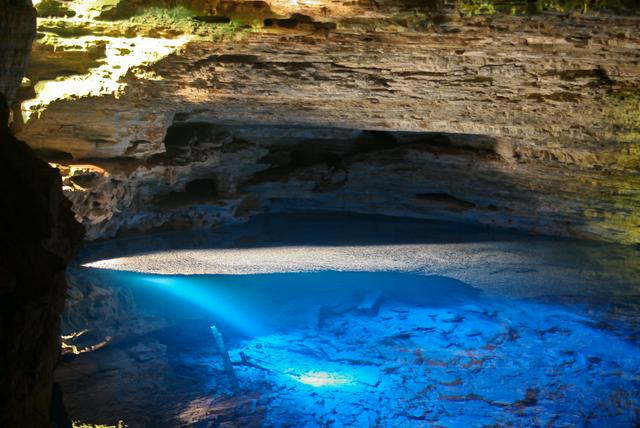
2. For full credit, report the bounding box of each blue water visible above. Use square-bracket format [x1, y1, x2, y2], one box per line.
[65, 213, 640, 427]
[102, 271, 482, 336]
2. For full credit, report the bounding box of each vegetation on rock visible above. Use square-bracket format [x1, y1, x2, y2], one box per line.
[36, 0, 76, 18]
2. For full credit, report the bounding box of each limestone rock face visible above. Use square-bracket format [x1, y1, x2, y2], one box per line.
[15, 1, 640, 243]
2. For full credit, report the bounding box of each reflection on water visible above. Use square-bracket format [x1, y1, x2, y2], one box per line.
[61, 213, 640, 427]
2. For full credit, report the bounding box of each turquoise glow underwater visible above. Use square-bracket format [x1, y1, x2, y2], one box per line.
[69, 213, 640, 426]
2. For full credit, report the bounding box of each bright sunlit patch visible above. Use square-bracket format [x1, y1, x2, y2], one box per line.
[293, 371, 353, 387]
[69, 0, 120, 20]
[24, 0, 195, 122]
[81, 244, 475, 275]
[22, 35, 190, 122]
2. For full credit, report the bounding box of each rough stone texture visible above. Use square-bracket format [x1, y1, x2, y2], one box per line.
[61, 265, 168, 355]
[0, 1, 82, 426]
[16, 2, 640, 243]
[0, 0, 36, 105]
[0, 110, 83, 427]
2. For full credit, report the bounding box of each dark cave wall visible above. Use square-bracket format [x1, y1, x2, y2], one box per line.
[0, 1, 83, 426]
[0, 120, 82, 427]
[0, 0, 36, 105]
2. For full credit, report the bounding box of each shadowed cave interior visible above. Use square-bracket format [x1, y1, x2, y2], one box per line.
[0, 0, 639, 427]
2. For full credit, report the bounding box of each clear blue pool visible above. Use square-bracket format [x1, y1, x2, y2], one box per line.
[61, 213, 640, 427]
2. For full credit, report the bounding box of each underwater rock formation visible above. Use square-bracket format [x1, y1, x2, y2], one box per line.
[15, 0, 640, 243]
[56, 213, 640, 426]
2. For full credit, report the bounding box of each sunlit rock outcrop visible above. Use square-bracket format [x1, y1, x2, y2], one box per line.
[15, 0, 640, 243]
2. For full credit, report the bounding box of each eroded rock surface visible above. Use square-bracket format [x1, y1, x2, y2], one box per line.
[16, 1, 640, 243]
[0, 0, 36, 104]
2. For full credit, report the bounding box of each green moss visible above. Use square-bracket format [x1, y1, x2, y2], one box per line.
[579, 143, 640, 244]
[36, 0, 76, 18]
[118, 5, 253, 39]
[130, 5, 199, 23]
[608, 87, 640, 143]
[613, 143, 640, 171]
[585, 206, 640, 244]
[455, 0, 640, 15]
[37, 5, 248, 40]
[72, 422, 126, 428]
[37, 22, 97, 37]
[573, 85, 639, 243]
[538, 0, 638, 13]
[378, 0, 640, 29]
[458, 0, 497, 16]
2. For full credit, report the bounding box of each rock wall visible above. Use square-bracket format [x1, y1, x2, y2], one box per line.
[0, 0, 36, 104]
[0, 1, 83, 426]
[15, 1, 640, 243]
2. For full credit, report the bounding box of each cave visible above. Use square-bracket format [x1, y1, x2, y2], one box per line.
[1, 0, 639, 427]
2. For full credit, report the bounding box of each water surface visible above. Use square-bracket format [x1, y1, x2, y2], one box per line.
[61, 213, 640, 427]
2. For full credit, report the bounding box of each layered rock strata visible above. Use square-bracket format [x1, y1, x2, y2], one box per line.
[15, 1, 640, 243]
